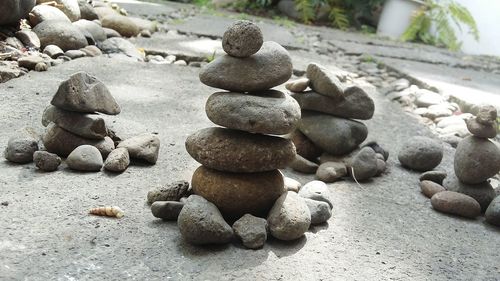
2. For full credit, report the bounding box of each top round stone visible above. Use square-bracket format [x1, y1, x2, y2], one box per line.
[222, 20, 263, 58]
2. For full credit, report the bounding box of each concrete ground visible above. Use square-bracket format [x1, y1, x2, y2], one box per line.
[1, 1, 500, 280]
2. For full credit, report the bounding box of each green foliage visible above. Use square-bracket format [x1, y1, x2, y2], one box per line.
[401, 0, 479, 51]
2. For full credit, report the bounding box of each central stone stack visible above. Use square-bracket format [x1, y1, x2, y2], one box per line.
[185, 21, 301, 219]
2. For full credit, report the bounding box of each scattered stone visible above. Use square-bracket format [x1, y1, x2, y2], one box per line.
[43, 45, 64, 58]
[289, 154, 319, 174]
[268, 192, 311, 242]
[306, 63, 343, 101]
[398, 136, 443, 171]
[419, 171, 447, 185]
[33, 151, 61, 172]
[362, 141, 389, 161]
[151, 201, 184, 221]
[316, 161, 346, 183]
[298, 180, 332, 208]
[299, 111, 368, 156]
[485, 195, 500, 226]
[103, 147, 129, 173]
[285, 77, 309, 92]
[51, 72, 121, 115]
[292, 86, 374, 120]
[42, 105, 107, 139]
[415, 89, 444, 107]
[117, 133, 160, 164]
[431, 191, 481, 219]
[199, 41, 292, 92]
[466, 118, 497, 139]
[443, 174, 496, 212]
[101, 15, 140, 37]
[15, 30, 41, 49]
[192, 166, 285, 218]
[349, 147, 378, 181]
[147, 180, 190, 204]
[284, 176, 301, 192]
[232, 214, 267, 249]
[304, 198, 332, 225]
[206, 90, 300, 135]
[18, 55, 44, 70]
[64, 50, 86, 59]
[80, 45, 103, 57]
[454, 136, 500, 184]
[100, 37, 144, 61]
[0, 0, 36, 25]
[33, 20, 88, 51]
[43, 123, 114, 157]
[3, 129, 39, 164]
[66, 145, 103, 172]
[177, 195, 233, 245]
[476, 105, 497, 125]
[288, 130, 322, 161]
[222, 20, 263, 58]
[186, 127, 295, 173]
[420, 180, 446, 198]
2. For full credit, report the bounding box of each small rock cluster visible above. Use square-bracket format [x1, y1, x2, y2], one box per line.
[4, 71, 160, 172]
[285, 64, 388, 182]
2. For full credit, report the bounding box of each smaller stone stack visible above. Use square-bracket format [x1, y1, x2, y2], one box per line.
[443, 105, 500, 212]
[42, 71, 120, 159]
[185, 20, 300, 220]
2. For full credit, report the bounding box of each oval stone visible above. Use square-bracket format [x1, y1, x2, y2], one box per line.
[205, 90, 301, 135]
[222, 20, 263, 58]
[431, 191, 481, 219]
[398, 136, 443, 172]
[191, 166, 285, 218]
[185, 127, 296, 173]
[199, 41, 292, 92]
[443, 174, 496, 212]
[454, 136, 500, 184]
[485, 195, 500, 227]
[33, 20, 88, 51]
[420, 180, 445, 198]
[298, 111, 368, 156]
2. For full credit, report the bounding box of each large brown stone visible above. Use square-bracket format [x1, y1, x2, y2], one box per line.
[101, 15, 140, 37]
[185, 127, 296, 173]
[431, 191, 481, 219]
[191, 166, 285, 218]
[288, 130, 322, 160]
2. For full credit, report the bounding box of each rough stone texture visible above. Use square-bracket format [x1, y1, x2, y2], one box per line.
[101, 15, 140, 37]
[177, 195, 233, 245]
[485, 195, 500, 227]
[33, 151, 61, 171]
[42, 105, 107, 139]
[398, 136, 443, 172]
[306, 63, 344, 101]
[232, 214, 267, 249]
[267, 192, 311, 241]
[146, 180, 190, 204]
[30, 5, 71, 26]
[199, 41, 292, 92]
[465, 118, 497, 139]
[289, 154, 318, 174]
[222, 20, 263, 58]
[151, 201, 184, 221]
[66, 145, 103, 172]
[33, 20, 88, 51]
[476, 105, 497, 125]
[73, 19, 107, 43]
[51, 72, 121, 115]
[117, 133, 160, 164]
[420, 180, 446, 198]
[298, 180, 332, 209]
[419, 171, 447, 185]
[186, 127, 295, 173]
[103, 147, 129, 172]
[431, 191, 481, 219]
[0, 0, 35, 25]
[292, 86, 374, 120]
[43, 123, 114, 157]
[304, 198, 332, 225]
[454, 136, 500, 184]
[316, 161, 346, 183]
[3, 130, 39, 164]
[349, 147, 378, 181]
[205, 91, 300, 135]
[285, 78, 309, 92]
[299, 111, 368, 156]
[288, 130, 322, 161]
[443, 174, 496, 212]
[191, 166, 285, 218]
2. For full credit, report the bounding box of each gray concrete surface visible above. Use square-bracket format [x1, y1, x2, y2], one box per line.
[1, 57, 500, 280]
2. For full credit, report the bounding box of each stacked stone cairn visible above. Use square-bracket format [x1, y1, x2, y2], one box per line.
[285, 63, 388, 182]
[3, 71, 160, 172]
[160, 20, 330, 248]
[416, 105, 500, 223]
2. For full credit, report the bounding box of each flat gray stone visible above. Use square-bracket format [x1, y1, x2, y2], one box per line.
[306, 63, 344, 101]
[304, 198, 332, 225]
[116, 133, 160, 164]
[42, 105, 107, 139]
[66, 145, 103, 172]
[151, 201, 184, 221]
[147, 180, 190, 204]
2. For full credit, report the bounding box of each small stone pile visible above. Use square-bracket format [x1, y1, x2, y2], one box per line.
[285, 63, 388, 182]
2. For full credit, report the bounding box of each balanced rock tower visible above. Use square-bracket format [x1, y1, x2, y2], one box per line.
[185, 21, 301, 219]
[443, 105, 500, 212]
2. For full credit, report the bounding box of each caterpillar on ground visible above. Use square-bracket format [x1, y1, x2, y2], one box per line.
[89, 206, 124, 218]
